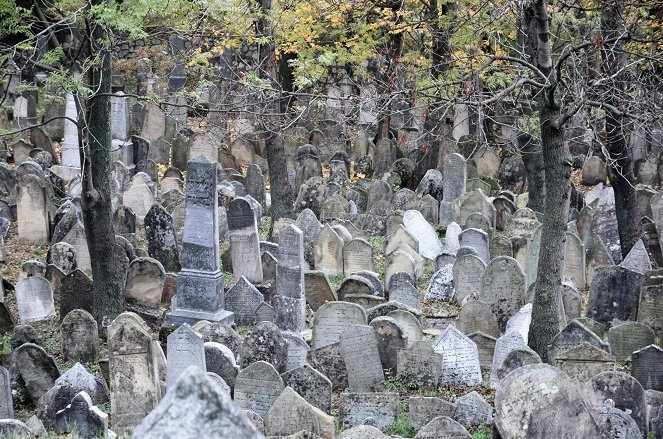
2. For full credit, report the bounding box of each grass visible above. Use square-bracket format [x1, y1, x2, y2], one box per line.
[259, 216, 271, 241]
[328, 273, 346, 290]
[384, 400, 416, 437]
[472, 423, 493, 438]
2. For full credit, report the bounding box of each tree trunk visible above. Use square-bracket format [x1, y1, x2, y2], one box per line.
[519, 132, 545, 213]
[601, 0, 642, 257]
[430, 0, 451, 79]
[528, 0, 572, 361]
[81, 47, 127, 328]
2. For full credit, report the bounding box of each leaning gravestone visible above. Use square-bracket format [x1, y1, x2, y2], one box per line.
[407, 397, 455, 431]
[608, 321, 655, 361]
[403, 210, 443, 259]
[555, 342, 616, 382]
[306, 343, 347, 390]
[490, 331, 526, 388]
[228, 197, 263, 283]
[280, 331, 309, 372]
[425, 265, 455, 301]
[263, 386, 334, 438]
[453, 254, 486, 304]
[416, 416, 471, 438]
[388, 273, 420, 310]
[281, 364, 333, 414]
[125, 257, 165, 309]
[458, 300, 500, 338]
[204, 342, 239, 390]
[340, 325, 384, 392]
[16, 276, 55, 322]
[132, 366, 263, 439]
[585, 371, 648, 435]
[166, 156, 233, 326]
[432, 326, 481, 386]
[59, 269, 93, 321]
[15, 343, 60, 403]
[547, 319, 611, 364]
[107, 312, 159, 431]
[166, 323, 206, 389]
[314, 224, 345, 274]
[312, 301, 367, 349]
[233, 360, 285, 418]
[586, 265, 645, 324]
[479, 256, 526, 331]
[458, 228, 490, 265]
[454, 391, 493, 429]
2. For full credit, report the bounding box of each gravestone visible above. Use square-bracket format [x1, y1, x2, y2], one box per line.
[312, 301, 367, 348]
[166, 323, 206, 389]
[369, 316, 407, 373]
[281, 364, 332, 413]
[263, 386, 334, 438]
[479, 256, 526, 331]
[113, 205, 136, 247]
[432, 326, 482, 386]
[458, 228, 490, 265]
[593, 399, 643, 439]
[204, 342, 239, 390]
[314, 224, 344, 274]
[125, 257, 165, 309]
[234, 361, 285, 418]
[397, 341, 442, 387]
[225, 276, 264, 325]
[454, 391, 492, 429]
[238, 321, 288, 372]
[47, 242, 77, 274]
[621, 239, 652, 275]
[0, 366, 11, 419]
[638, 283, 663, 333]
[586, 265, 645, 324]
[631, 344, 663, 391]
[585, 371, 648, 435]
[562, 282, 582, 321]
[343, 238, 374, 274]
[228, 198, 263, 283]
[16, 276, 55, 322]
[122, 183, 155, 225]
[443, 153, 467, 202]
[608, 321, 655, 361]
[60, 309, 99, 363]
[388, 273, 420, 310]
[340, 325, 384, 392]
[403, 210, 443, 259]
[453, 254, 486, 304]
[144, 204, 181, 273]
[547, 319, 611, 364]
[425, 265, 455, 301]
[132, 366, 263, 439]
[54, 391, 108, 439]
[304, 271, 336, 311]
[416, 416, 471, 438]
[281, 331, 309, 372]
[60, 269, 93, 321]
[564, 232, 586, 289]
[274, 225, 306, 331]
[490, 331, 527, 388]
[307, 342, 348, 390]
[107, 312, 159, 431]
[497, 346, 542, 380]
[338, 393, 399, 430]
[15, 343, 60, 402]
[555, 342, 616, 382]
[17, 171, 52, 243]
[166, 156, 233, 326]
[458, 300, 500, 338]
[408, 397, 455, 431]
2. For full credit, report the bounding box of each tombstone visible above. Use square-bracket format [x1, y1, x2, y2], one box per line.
[340, 325, 384, 392]
[561, 282, 582, 321]
[479, 256, 526, 331]
[54, 391, 108, 439]
[16, 276, 55, 322]
[338, 392, 399, 430]
[425, 265, 455, 301]
[458, 300, 500, 338]
[490, 235, 513, 259]
[497, 346, 542, 380]
[281, 364, 333, 413]
[564, 232, 586, 289]
[122, 183, 155, 225]
[234, 361, 285, 418]
[15, 343, 60, 402]
[407, 397, 455, 431]
[458, 228, 490, 265]
[608, 322, 656, 361]
[403, 210, 443, 259]
[59, 269, 93, 321]
[388, 273, 420, 310]
[632, 345, 663, 391]
[307, 342, 348, 390]
[274, 225, 306, 332]
[107, 313, 159, 431]
[415, 416, 471, 438]
[133, 366, 263, 438]
[60, 309, 99, 363]
[555, 342, 616, 382]
[443, 153, 467, 202]
[144, 204, 181, 273]
[166, 157, 233, 326]
[432, 326, 482, 386]
[454, 391, 492, 429]
[228, 198, 263, 283]
[125, 257, 165, 309]
[585, 371, 648, 435]
[312, 302, 368, 348]
[453, 254, 486, 304]
[547, 319, 611, 364]
[304, 271, 336, 311]
[60, 94, 81, 167]
[314, 224, 344, 274]
[166, 323, 206, 389]
[621, 239, 652, 275]
[0, 366, 10, 419]
[385, 224, 419, 256]
[17, 171, 52, 242]
[225, 276, 264, 325]
[48, 242, 77, 275]
[490, 331, 527, 388]
[238, 321, 288, 373]
[263, 386, 334, 438]
[586, 265, 645, 324]
[384, 250, 417, 291]
[397, 340, 442, 387]
[343, 238, 374, 274]
[495, 364, 603, 438]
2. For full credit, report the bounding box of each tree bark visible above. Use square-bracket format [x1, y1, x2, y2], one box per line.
[81, 47, 127, 328]
[519, 132, 545, 213]
[528, 0, 572, 361]
[601, 0, 642, 258]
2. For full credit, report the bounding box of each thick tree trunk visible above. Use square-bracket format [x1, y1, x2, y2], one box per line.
[528, 0, 572, 361]
[81, 48, 127, 327]
[601, 0, 642, 257]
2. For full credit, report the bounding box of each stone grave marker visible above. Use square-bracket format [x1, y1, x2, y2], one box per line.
[122, 183, 155, 225]
[403, 209, 443, 259]
[60, 269, 93, 321]
[340, 325, 384, 392]
[458, 228, 490, 265]
[479, 256, 526, 331]
[497, 346, 542, 380]
[338, 392, 399, 430]
[280, 331, 309, 372]
[388, 272, 420, 310]
[144, 204, 181, 273]
[281, 364, 332, 413]
[0, 366, 10, 419]
[563, 231, 586, 289]
[555, 342, 616, 382]
[397, 340, 442, 387]
[416, 416, 471, 438]
[443, 153, 467, 202]
[631, 344, 663, 391]
[547, 319, 611, 364]
[274, 224, 306, 332]
[312, 301, 367, 348]
[453, 254, 486, 304]
[125, 257, 165, 309]
[307, 342, 347, 390]
[263, 386, 334, 438]
[107, 312, 159, 431]
[432, 326, 482, 386]
[234, 360, 285, 418]
[228, 197, 263, 283]
[608, 321, 655, 361]
[47, 242, 77, 274]
[343, 238, 374, 274]
[637, 282, 663, 334]
[562, 282, 582, 321]
[14, 343, 60, 403]
[314, 224, 344, 274]
[60, 309, 99, 364]
[16, 276, 55, 322]
[468, 332, 497, 370]
[225, 276, 264, 325]
[407, 397, 455, 431]
[238, 321, 287, 372]
[166, 323, 206, 389]
[587, 265, 645, 324]
[621, 238, 652, 275]
[304, 271, 336, 311]
[166, 156, 233, 326]
[458, 300, 500, 338]
[387, 309, 423, 348]
[593, 399, 643, 439]
[54, 391, 108, 438]
[490, 331, 526, 388]
[369, 316, 407, 374]
[204, 342, 239, 390]
[425, 265, 455, 301]
[454, 391, 492, 429]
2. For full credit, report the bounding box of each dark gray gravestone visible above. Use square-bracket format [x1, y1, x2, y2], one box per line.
[47, 242, 77, 274]
[585, 371, 648, 435]
[417, 416, 471, 438]
[60, 309, 99, 364]
[306, 342, 347, 390]
[54, 391, 108, 438]
[587, 265, 645, 324]
[112, 205, 136, 247]
[454, 391, 492, 429]
[274, 225, 306, 331]
[479, 256, 526, 331]
[388, 272, 419, 310]
[652, 406, 663, 439]
[407, 397, 455, 430]
[608, 321, 655, 361]
[369, 316, 407, 374]
[238, 321, 287, 373]
[15, 343, 60, 402]
[59, 269, 93, 322]
[458, 300, 500, 338]
[228, 197, 263, 283]
[166, 156, 232, 326]
[631, 344, 663, 392]
[281, 364, 332, 414]
[547, 319, 611, 364]
[204, 342, 239, 390]
[144, 204, 181, 273]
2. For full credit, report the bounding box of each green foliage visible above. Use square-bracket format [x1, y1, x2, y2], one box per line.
[384, 416, 416, 437]
[384, 371, 424, 393]
[260, 216, 272, 241]
[472, 423, 493, 439]
[328, 273, 346, 290]
[0, 0, 32, 40]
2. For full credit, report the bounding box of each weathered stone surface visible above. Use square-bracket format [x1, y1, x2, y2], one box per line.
[306, 343, 347, 390]
[339, 325, 384, 392]
[490, 331, 526, 388]
[312, 302, 367, 349]
[555, 342, 616, 382]
[54, 391, 108, 439]
[339, 393, 399, 430]
[397, 341, 442, 387]
[282, 364, 332, 414]
[587, 265, 645, 324]
[407, 397, 455, 431]
[496, 346, 542, 380]
[264, 387, 334, 439]
[631, 344, 663, 392]
[16, 276, 55, 322]
[166, 323, 206, 389]
[479, 256, 525, 331]
[457, 300, 500, 338]
[432, 326, 481, 386]
[238, 321, 288, 373]
[15, 343, 60, 402]
[133, 366, 264, 439]
[547, 319, 611, 364]
[60, 309, 99, 363]
[415, 416, 471, 438]
[608, 321, 655, 361]
[585, 371, 648, 435]
[234, 361, 285, 419]
[454, 391, 493, 429]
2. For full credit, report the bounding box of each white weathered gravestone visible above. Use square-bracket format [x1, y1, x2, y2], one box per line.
[432, 326, 482, 386]
[61, 93, 81, 168]
[16, 277, 55, 322]
[228, 197, 263, 283]
[166, 323, 206, 389]
[403, 210, 443, 259]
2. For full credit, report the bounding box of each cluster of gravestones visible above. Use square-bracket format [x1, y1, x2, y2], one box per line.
[3, 66, 663, 439]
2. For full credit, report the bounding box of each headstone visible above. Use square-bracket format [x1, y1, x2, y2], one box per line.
[125, 257, 165, 309]
[608, 321, 655, 361]
[458, 300, 500, 338]
[166, 323, 206, 389]
[338, 392, 399, 430]
[453, 254, 486, 304]
[555, 342, 616, 381]
[274, 225, 306, 331]
[340, 325, 384, 392]
[638, 282, 663, 334]
[425, 265, 455, 301]
[458, 228, 490, 265]
[388, 273, 420, 310]
[547, 319, 611, 364]
[281, 364, 333, 413]
[54, 391, 108, 439]
[432, 326, 482, 386]
[343, 238, 374, 274]
[17, 171, 52, 242]
[281, 331, 309, 372]
[403, 210, 443, 259]
[314, 224, 344, 274]
[397, 341, 442, 387]
[166, 156, 233, 326]
[228, 197, 263, 283]
[497, 346, 542, 380]
[586, 265, 645, 324]
[307, 342, 347, 390]
[234, 360, 285, 418]
[416, 416, 471, 438]
[621, 239, 652, 275]
[304, 271, 336, 311]
[204, 342, 239, 390]
[225, 276, 264, 325]
[593, 399, 643, 439]
[454, 391, 492, 429]
[16, 276, 55, 322]
[443, 153, 467, 202]
[15, 343, 60, 402]
[132, 366, 263, 439]
[122, 183, 155, 225]
[632, 344, 663, 391]
[564, 232, 586, 289]
[312, 301, 367, 348]
[585, 371, 648, 435]
[60, 309, 99, 363]
[479, 256, 526, 331]
[238, 321, 288, 372]
[0, 366, 11, 419]
[60, 269, 93, 322]
[407, 397, 455, 431]
[490, 331, 526, 388]
[263, 386, 334, 438]
[107, 312, 159, 431]
[144, 204, 181, 273]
